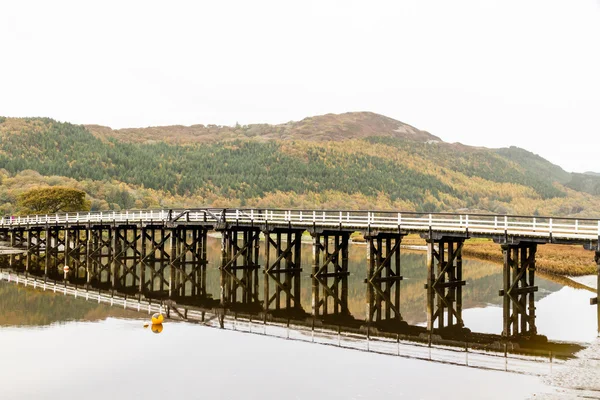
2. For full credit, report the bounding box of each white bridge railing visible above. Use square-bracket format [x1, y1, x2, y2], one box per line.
[1, 208, 600, 242]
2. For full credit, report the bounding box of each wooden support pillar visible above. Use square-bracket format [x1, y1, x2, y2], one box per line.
[139, 227, 147, 294]
[43, 227, 65, 280]
[220, 229, 230, 307]
[25, 229, 43, 277]
[169, 227, 176, 297]
[138, 226, 171, 295]
[166, 226, 208, 299]
[63, 227, 87, 282]
[108, 225, 142, 291]
[425, 237, 466, 332]
[85, 225, 94, 285]
[158, 227, 169, 293]
[44, 227, 49, 278]
[500, 242, 538, 337]
[311, 231, 350, 319]
[102, 227, 113, 285]
[592, 250, 600, 334]
[85, 226, 113, 286]
[111, 226, 121, 289]
[8, 229, 26, 271]
[64, 227, 70, 280]
[365, 233, 404, 326]
[25, 229, 32, 274]
[311, 234, 320, 317]
[0, 229, 7, 268]
[9, 229, 16, 269]
[220, 227, 261, 311]
[263, 228, 304, 315]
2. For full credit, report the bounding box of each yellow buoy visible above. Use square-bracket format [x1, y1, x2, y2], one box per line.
[151, 324, 163, 334]
[151, 313, 164, 325]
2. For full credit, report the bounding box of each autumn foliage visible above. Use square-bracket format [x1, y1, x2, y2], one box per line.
[17, 186, 91, 214]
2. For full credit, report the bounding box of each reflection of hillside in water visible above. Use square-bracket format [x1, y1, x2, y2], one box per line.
[202, 237, 563, 325]
[0, 282, 139, 327]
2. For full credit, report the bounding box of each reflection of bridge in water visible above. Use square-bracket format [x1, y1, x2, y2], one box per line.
[1, 208, 598, 362]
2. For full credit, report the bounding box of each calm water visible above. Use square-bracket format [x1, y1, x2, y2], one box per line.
[0, 238, 597, 399]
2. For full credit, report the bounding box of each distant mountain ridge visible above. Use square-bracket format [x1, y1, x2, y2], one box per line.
[2, 112, 600, 217]
[86, 112, 441, 144]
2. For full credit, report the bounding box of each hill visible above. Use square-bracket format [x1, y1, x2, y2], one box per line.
[85, 112, 441, 144]
[1, 112, 600, 217]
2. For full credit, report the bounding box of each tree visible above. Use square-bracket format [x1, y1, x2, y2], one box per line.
[18, 186, 91, 214]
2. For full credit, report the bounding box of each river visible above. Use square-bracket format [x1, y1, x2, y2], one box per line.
[0, 237, 597, 399]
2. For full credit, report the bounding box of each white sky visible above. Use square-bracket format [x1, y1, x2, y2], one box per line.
[1, 0, 599, 172]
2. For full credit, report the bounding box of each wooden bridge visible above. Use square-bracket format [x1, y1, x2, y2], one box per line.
[1, 208, 599, 342]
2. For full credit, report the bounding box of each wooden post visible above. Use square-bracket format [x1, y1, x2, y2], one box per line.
[111, 227, 119, 289]
[426, 240, 435, 332]
[85, 226, 92, 286]
[311, 234, 320, 317]
[220, 230, 230, 307]
[366, 235, 374, 323]
[437, 240, 445, 329]
[501, 242, 538, 337]
[263, 229, 303, 315]
[44, 227, 50, 279]
[311, 231, 350, 319]
[263, 230, 270, 311]
[596, 250, 600, 334]
[169, 227, 176, 298]
[341, 233, 349, 314]
[64, 227, 70, 282]
[201, 228, 207, 298]
[26, 230, 32, 274]
[427, 237, 465, 332]
[9, 230, 16, 269]
[294, 231, 302, 309]
[502, 245, 511, 337]
[139, 227, 147, 294]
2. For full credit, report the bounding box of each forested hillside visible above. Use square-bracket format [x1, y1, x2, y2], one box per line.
[1, 113, 600, 217]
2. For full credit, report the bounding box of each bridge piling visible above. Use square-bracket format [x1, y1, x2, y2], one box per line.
[594, 250, 600, 334]
[65, 226, 88, 282]
[425, 237, 466, 332]
[500, 243, 538, 337]
[9, 229, 18, 270]
[44, 227, 64, 281]
[263, 228, 303, 315]
[87, 226, 113, 286]
[219, 227, 261, 311]
[168, 226, 208, 299]
[311, 231, 350, 320]
[365, 233, 404, 327]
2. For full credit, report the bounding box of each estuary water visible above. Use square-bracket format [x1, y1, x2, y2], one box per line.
[0, 237, 598, 399]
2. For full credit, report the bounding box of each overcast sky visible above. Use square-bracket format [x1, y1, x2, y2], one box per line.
[1, 0, 599, 172]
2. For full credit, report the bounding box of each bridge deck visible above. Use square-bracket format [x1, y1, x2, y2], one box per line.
[1, 208, 599, 246]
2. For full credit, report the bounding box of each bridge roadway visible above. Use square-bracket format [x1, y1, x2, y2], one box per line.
[1, 208, 600, 245]
[0, 208, 599, 342]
